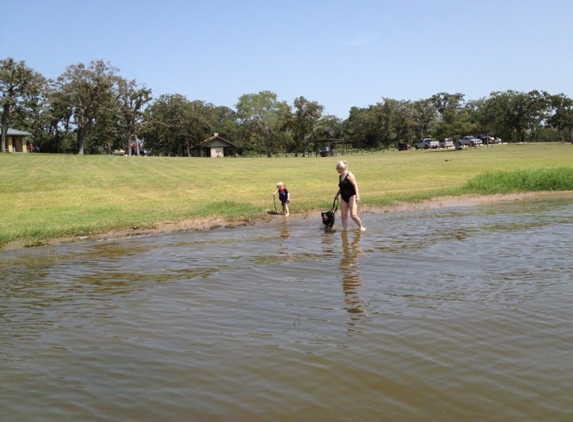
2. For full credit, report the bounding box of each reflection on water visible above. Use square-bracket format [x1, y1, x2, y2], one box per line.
[1, 198, 573, 422]
[340, 231, 368, 325]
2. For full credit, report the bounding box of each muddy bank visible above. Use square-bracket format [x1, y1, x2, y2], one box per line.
[4, 191, 573, 251]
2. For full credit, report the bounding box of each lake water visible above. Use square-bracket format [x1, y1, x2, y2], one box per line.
[1, 199, 572, 422]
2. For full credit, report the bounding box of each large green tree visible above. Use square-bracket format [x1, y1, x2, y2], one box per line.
[52, 60, 118, 154]
[183, 100, 219, 156]
[116, 78, 152, 155]
[212, 105, 240, 143]
[547, 93, 573, 142]
[377, 98, 418, 147]
[345, 104, 387, 150]
[479, 90, 550, 142]
[290, 96, 324, 157]
[142, 94, 190, 156]
[411, 98, 438, 140]
[0, 58, 47, 152]
[142, 95, 219, 156]
[430, 92, 467, 140]
[346, 99, 415, 149]
[235, 90, 289, 157]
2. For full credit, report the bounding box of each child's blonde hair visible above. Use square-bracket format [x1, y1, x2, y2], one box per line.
[276, 181, 285, 189]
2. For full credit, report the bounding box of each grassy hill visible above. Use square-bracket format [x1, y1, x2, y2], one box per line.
[1, 143, 572, 249]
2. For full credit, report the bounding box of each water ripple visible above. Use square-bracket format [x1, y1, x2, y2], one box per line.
[1, 199, 573, 421]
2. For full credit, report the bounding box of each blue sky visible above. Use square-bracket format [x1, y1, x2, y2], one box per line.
[3, 0, 572, 118]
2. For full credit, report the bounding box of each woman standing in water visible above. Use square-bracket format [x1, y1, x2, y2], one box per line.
[334, 160, 366, 232]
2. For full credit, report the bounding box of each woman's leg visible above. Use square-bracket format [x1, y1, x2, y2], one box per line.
[347, 196, 365, 230]
[340, 199, 349, 231]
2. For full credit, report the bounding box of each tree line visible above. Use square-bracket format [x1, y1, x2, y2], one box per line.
[1, 57, 572, 157]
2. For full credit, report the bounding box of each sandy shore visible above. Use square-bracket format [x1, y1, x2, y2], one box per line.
[4, 191, 573, 251]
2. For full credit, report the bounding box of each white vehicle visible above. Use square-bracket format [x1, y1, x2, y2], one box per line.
[414, 138, 439, 149]
[476, 134, 495, 144]
[458, 136, 482, 147]
[440, 138, 454, 148]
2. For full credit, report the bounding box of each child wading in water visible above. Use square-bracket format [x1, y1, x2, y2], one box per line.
[273, 182, 290, 216]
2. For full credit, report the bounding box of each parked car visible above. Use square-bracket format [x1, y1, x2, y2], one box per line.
[439, 138, 454, 148]
[458, 136, 482, 147]
[415, 138, 439, 149]
[476, 134, 495, 144]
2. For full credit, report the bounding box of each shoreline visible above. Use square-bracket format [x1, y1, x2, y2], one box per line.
[3, 191, 573, 251]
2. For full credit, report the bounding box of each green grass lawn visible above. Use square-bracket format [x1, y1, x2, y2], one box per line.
[1, 143, 572, 249]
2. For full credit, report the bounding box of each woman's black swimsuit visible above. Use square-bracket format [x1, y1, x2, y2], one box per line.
[338, 174, 356, 203]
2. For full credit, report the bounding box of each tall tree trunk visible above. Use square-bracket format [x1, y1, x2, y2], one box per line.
[1, 105, 10, 153]
[126, 133, 135, 156]
[77, 127, 86, 155]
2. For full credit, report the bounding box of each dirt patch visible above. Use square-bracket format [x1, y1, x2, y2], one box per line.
[361, 191, 573, 214]
[4, 191, 573, 251]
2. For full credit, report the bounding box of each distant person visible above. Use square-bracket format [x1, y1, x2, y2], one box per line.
[273, 181, 290, 216]
[334, 161, 365, 231]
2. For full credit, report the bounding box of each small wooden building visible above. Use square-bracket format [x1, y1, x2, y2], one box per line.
[3, 128, 32, 153]
[194, 133, 238, 157]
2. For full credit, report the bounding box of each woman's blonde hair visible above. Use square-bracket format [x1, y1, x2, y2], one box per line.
[335, 161, 347, 170]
